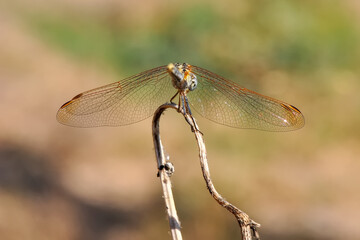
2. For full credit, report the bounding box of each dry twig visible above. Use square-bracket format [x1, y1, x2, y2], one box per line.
[153, 102, 260, 240]
[153, 103, 182, 240]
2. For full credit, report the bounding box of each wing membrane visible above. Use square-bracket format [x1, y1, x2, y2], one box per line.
[57, 66, 176, 127]
[187, 66, 305, 131]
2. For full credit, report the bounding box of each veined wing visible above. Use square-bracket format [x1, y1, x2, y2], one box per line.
[187, 65, 305, 131]
[57, 66, 175, 127]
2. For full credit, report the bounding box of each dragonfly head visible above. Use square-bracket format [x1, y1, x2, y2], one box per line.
[168, 63, 198, 92]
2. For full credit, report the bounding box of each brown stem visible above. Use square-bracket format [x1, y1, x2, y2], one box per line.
[152, 103, 182, 240]
[152, 102, 260, 240]
[181, 113, 261, 240]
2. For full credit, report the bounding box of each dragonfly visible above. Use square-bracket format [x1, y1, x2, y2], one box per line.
[57, 63, 305, 131]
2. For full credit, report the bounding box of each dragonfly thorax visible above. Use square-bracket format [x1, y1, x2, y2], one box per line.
[167, 63, 198, 92]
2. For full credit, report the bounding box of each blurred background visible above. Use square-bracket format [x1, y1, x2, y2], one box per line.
[0, 0, 359, 239]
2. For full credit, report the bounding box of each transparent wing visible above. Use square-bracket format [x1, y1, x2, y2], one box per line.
[187, 66, 305, 131]
[57, 66, 176, 127]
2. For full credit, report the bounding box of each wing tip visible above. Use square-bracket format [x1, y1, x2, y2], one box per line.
[59, 93, 83, 109]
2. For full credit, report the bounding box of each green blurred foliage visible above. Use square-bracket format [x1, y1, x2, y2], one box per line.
[27, 0, 360, 76]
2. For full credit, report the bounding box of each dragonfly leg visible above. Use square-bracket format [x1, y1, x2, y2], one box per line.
[180, 94, 186, 114]
[184, 95, 193, 116]
[184, 95, 201, 133]
[170, 91, 179, 103]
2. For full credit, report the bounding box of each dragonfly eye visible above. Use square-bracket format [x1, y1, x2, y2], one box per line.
[189, 76, 198, 91]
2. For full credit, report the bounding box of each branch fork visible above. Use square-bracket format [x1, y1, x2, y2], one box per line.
[152, 102, 260, 240]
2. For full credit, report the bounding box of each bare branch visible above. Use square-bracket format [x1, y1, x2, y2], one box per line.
[181, 113, 261, 240]
[152, 102, 261, 239]
[152, 103, 182, 240]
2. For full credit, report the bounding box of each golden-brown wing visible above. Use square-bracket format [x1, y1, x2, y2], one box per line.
[187, 65, 305, 131]
[57, 66, 176, 127]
